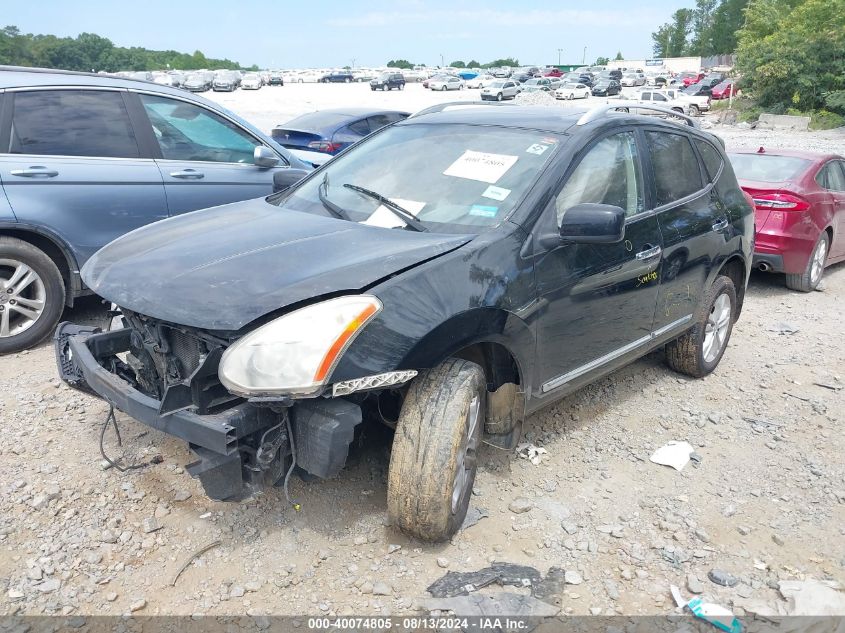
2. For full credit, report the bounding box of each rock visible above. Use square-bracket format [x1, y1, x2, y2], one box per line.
[360, 581, 374, 594]
[589, 607, 602, 615]
[604, 579, 620, 601]
[26, 566, 43, 581]
[772, 533, 785, 546]
[694, 528, 710, 543]
[84, 551, 103, 565]
[99, 529, 118, 544]
[37, 578, 61, 594]
[154, 505, 170, 519]
[30, 494, 49, 510]
[564, 571, 583, 585]
[561, 521, 578, 535]
[8, 588, 24, 600]
[373, 582, 392, 596]
[708, 569, 739, 587]
[173, 490, 192, 502]
[737, 584, 753, 598]
[387, 544, 401, 554]
[106, 592, 118, 602]
[737, 525, 751, 536]
[687, 575, 705, 594]
[44, 484, 61, 500]
[129, 598, 147, 612]
[142, 517, 162, 534]
[508, 497, 533, 514]
[244, 581, 262, 593]
[723, 504, 736, 517]
[436, 557, 449, 569]
[230, 586, 245, 598]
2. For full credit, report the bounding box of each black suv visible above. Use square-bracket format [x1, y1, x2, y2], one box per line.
[56, 103, 753, 542]
[320, 71, 355, 83]
[370, 72, 406, 91]
[592, 79, 622, 96]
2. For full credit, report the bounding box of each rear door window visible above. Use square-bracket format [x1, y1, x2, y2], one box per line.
[8, 90, 140, 158]
[646, 131, 704, 206]
[694, 139, 724, 181]
[817, 161, 845, 192]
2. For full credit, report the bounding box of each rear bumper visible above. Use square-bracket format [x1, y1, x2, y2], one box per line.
[752, 252, 785, 273]
[754, 213, 819, 274]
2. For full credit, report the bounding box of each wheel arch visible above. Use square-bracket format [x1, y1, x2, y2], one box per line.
[0, 224, 80, 306]
[715, 255, 748, 318]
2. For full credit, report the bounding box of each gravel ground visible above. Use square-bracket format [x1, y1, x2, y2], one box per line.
[1, 83, 844, 619]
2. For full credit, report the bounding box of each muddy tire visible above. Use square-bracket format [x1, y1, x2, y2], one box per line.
[387, 358, 485, 541]
[665, 276, 736, 378]
[0, 237, 65, 354]
[689, 104, 700, 115]
[786, 232, 828, 292]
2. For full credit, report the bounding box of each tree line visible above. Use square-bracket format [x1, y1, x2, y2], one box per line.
[0, 25, 255, 72]
[652, 0, 844, 118]
[386, 57, 520, 69]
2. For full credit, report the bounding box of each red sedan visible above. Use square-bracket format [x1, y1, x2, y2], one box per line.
[711, 80, 738, 100]
[730, 148, 845, 291]
[681, 72, 705, 86]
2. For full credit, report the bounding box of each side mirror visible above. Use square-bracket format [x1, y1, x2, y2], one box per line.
[254, 146, 281, 168]
[272, 168, 310, 193]
[558, 203, 626, 244]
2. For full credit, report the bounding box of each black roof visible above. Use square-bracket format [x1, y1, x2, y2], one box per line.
[406, 104, 585, 134]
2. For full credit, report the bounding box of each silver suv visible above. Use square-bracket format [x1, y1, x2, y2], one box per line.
[0, 66, 310, 353]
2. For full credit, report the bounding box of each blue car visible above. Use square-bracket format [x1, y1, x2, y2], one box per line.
[271, 108, 410, 159]
[0, 66, 311, 353]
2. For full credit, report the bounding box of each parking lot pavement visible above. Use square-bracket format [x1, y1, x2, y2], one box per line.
[1, 83, 844, 618]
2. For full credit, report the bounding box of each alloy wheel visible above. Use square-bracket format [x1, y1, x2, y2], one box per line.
[810, 237, 827, 285]
[0, 259, 46, 338]
[702, 293, 731, 363]
[451, 395, 480, 513]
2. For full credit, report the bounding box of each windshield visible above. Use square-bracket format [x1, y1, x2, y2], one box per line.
[729, 154, 811, 182]
[489, 82, 506, 88]
[271, 123, 560, 232]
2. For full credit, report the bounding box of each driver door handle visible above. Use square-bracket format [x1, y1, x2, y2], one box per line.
[169, 169, 204, 179]
[10, 166, 59, 178]
[636, 245, 662, 260]
[712, 217, 729, 232]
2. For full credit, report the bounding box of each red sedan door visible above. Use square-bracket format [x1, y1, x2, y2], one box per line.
[816, 160, 845, 259]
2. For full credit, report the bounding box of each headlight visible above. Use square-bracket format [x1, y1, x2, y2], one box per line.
[218, 295, 382, 397]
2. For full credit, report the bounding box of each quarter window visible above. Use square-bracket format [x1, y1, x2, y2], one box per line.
[817, 162, 845, 192]
[139, 94, 261, 163]
[646, 131, 704, 206]
[9, 90, 140, 158]
[556, 131, 644, 224]
[694, 139, 724, 181]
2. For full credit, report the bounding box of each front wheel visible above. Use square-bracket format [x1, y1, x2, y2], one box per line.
[786, 232, 828, 292]
[689, 104, 700, 115]
[665, 276, 737, 378]
[497, 92, 503, 101]
[0, 237, 66, 354]
[387, 359, 485, 541]
[345, 78, 351, 83]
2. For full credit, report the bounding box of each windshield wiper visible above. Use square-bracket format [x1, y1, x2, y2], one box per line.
[343, 184, 427, 232]
[318, 174, 351, 221]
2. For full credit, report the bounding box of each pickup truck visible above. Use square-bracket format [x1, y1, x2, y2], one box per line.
[655, 88, 711, 115]
[635, 90, 690, 114]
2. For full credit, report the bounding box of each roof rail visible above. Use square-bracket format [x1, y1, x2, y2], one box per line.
[576, 101, 698, 128]
[411, 100, 515, 118]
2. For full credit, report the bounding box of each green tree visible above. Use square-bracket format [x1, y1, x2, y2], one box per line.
[614, 51, 624, 60]
[652, 23, 672, 57]
[668, 8, 694, 56]
[482, 57, 519, 68]
[687, 0, 718, 55]
[709, 0, 750, 54]
[737, 0, 845, 113]
[467, 59, 480, 67]
[595, 56, 610, 65]
[386, 58, 413, 69]
[450, 60, 465, 68]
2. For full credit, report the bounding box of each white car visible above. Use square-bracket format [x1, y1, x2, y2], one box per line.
[621, 73, 645, 87]
[480, 80, 519, 101]
[465, 74, 495, 89]
[241, 73, 262, 90]
[429, 76, 464, 91]
[555, 82, 591, 100]
[634, 90, 690, 115]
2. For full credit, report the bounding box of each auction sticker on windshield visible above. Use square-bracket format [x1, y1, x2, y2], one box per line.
[443, 150, 518, 184]
[482, 185, 511, 201]
[363, 199, 426, 228]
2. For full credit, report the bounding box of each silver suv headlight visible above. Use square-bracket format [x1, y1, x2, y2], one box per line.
[218, 295, 382, 397]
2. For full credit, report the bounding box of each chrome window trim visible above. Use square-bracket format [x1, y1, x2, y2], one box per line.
[541, 314, 692, 393]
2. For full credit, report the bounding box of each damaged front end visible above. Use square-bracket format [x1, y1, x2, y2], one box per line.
[54, 313, 372, 501]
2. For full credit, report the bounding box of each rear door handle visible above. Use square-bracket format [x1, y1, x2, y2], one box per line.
[169, 169, 204, 179]
[636, 245, 662, 260]
[712, 218, 729, 232]
[10, 167, 59, 178]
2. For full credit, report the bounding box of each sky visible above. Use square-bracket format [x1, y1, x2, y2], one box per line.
[4, 0, 690, 69]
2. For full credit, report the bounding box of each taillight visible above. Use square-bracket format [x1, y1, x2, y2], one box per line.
[751, 192, 810, 212]
[307, 141, 343, 154]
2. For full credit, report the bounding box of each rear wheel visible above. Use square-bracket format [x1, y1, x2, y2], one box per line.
[786, 232, 828, 292]
[441, 85, 447, 91]
[0, 237, 65, 354]
[345, 77, 351, 83]
[665, 276, 736, 378]
[387, 359, 485, 542]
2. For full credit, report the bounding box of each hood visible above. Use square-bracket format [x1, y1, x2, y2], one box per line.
[82, 198, 471, 331]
